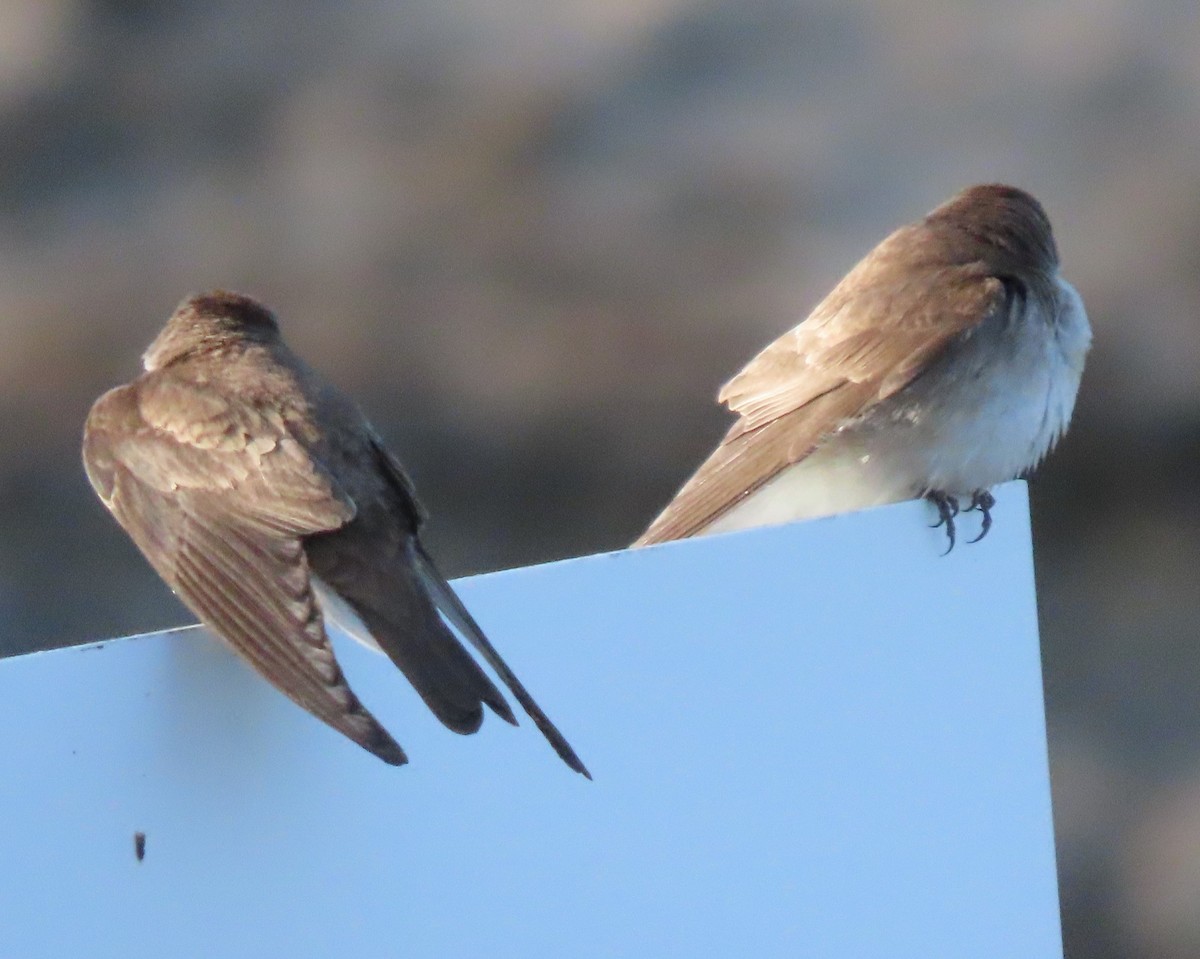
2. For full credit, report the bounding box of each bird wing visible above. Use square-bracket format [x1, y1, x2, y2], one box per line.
[82, 375, 407, 765]
[636, 225, 1008, 544]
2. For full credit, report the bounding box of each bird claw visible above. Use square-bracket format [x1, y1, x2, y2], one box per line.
[965, 490, 996, 544]
[926, 491, 960, 554]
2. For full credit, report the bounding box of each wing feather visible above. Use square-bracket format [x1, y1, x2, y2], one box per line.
[83, 377, 406, 765]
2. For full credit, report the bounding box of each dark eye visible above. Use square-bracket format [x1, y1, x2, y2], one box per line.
[1000, 273, 1027, 303]
[997, 274, 1029, 325]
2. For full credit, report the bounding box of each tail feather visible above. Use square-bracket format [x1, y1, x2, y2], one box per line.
[313, 559, 514, 734]
[306, 525, 589, 777]
[410, 543, 592, 779]
[352, 580, 514, 734]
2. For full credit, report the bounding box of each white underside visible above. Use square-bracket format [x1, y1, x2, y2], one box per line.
[706, 277, 1090, 536]
[704, 440, 918, 534]
[311, 577, 382, 653]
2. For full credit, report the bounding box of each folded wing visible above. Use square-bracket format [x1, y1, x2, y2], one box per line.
[83, 376, 407, 765]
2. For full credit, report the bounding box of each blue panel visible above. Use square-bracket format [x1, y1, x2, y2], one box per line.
[0, 482, 1061, 958]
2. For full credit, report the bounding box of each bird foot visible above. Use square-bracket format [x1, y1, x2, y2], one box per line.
[926, 488, 996, 552]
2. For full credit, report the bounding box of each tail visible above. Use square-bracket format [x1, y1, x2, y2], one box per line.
[324, 554, 519, 737]
[410, 543, 592, 779]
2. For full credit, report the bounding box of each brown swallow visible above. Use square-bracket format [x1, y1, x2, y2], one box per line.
[83, 291, 589, 776]
[635, 184, 1091, 549]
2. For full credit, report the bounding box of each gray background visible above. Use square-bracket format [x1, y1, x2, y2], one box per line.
[0, 2, 1197, 956]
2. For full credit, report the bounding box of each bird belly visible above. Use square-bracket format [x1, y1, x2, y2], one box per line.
[703, 438, 919, 534]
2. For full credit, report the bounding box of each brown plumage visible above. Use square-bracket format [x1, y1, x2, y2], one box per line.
[636, 184, 1088, 546]
[83, 291, 589, 776]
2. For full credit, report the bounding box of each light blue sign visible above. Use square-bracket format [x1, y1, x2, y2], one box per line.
[0, 483, 1061, 958]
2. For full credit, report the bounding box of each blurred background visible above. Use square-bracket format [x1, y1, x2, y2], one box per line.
[0, 1, 1197, 954]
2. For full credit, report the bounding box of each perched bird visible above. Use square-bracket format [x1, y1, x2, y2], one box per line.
[636, 184, 1091, 549]
[83, 291, 589, 776]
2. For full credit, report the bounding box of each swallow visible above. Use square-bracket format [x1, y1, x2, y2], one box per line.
[636, 184, 1091, 550]
[84, 291, 589, 776]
